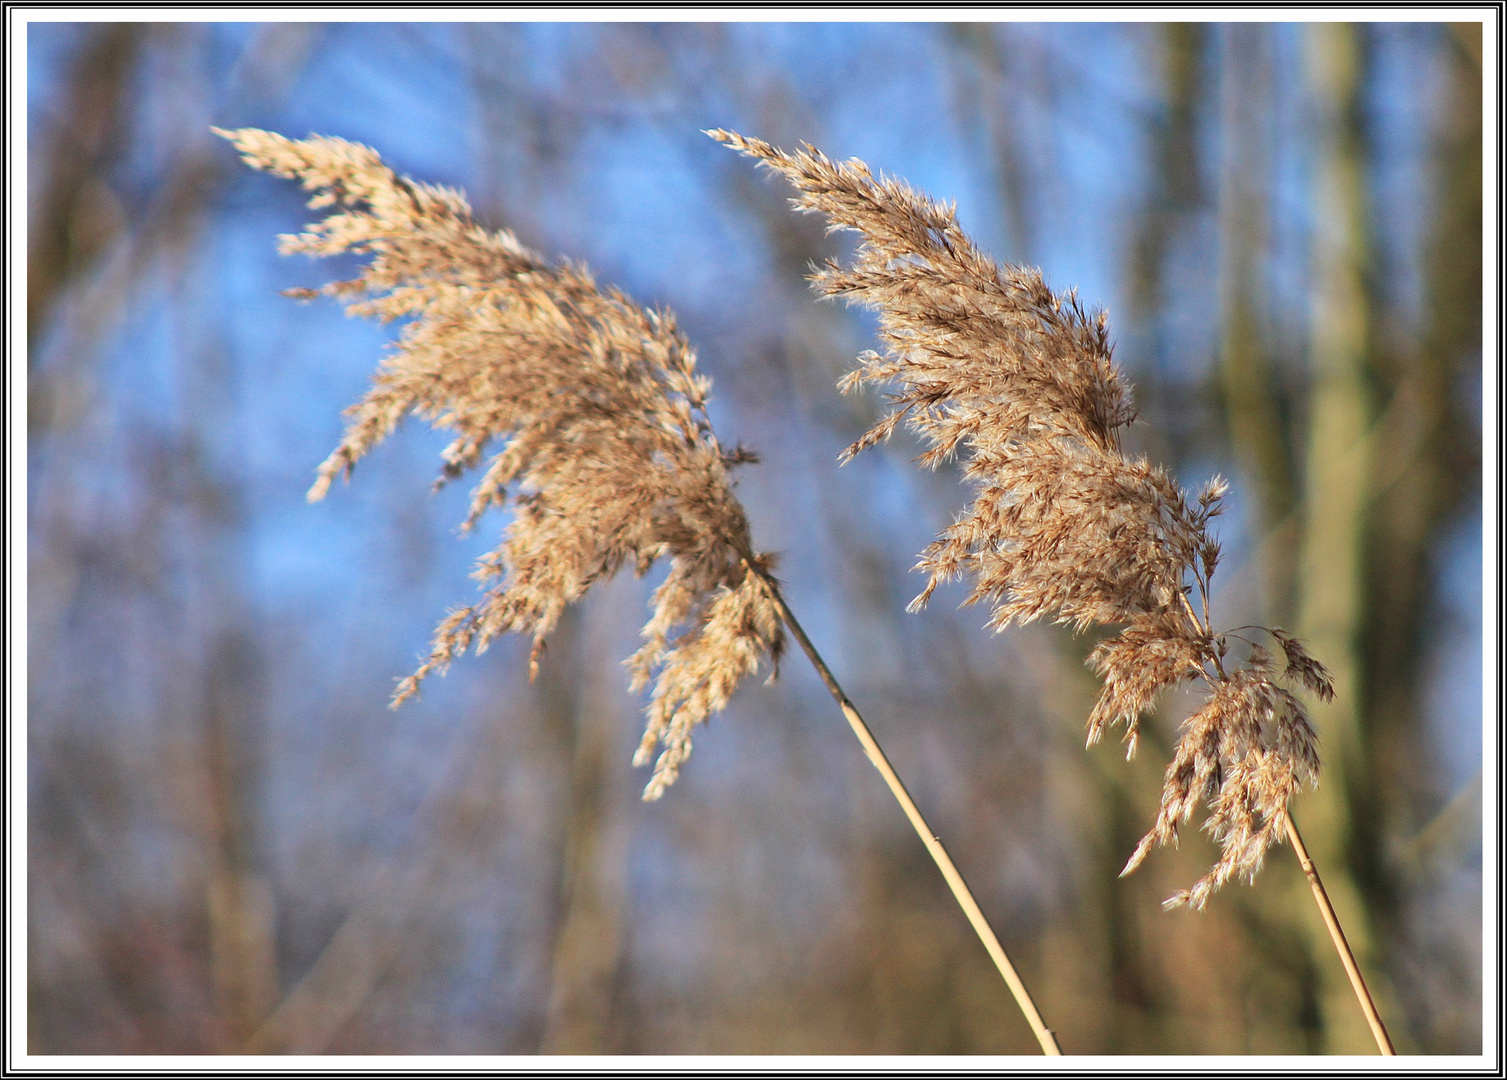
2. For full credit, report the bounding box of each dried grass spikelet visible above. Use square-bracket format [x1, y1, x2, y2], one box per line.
[219, 127, 784, 800]
[715, 129, 1332, 907]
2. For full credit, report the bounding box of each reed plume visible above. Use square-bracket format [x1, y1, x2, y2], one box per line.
[712, 128, 1331, 910]
[221, 126, 1064, 1055]
[216, 127, 784, 800]
[721, 123, 1398, 1057]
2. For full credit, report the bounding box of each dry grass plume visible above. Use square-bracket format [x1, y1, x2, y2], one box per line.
[715, 128, 1333, 908]
[218, 127, 784, 800]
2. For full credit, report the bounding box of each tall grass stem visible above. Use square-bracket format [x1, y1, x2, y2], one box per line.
[1282, 808, 1395, 1054]
[741, 551, 1063, 1056]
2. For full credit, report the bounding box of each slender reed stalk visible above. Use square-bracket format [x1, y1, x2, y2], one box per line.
[717, 129, 1394, 1053]
[220, 127, 1061, 1054]
[1282, 809, 1396, 1054]
[734, 541, 1061, 1055]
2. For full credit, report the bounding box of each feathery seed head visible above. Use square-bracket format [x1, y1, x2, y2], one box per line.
[221, 127, 784, 800]
[716, 128, 1333, 907]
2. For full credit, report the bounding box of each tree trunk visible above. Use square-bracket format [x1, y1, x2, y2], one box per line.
[1292, 21, 1396, 1054]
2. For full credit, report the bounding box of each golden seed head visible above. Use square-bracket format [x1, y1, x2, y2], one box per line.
[222, 127, 784, 800]
[718, 128, 1332, 906]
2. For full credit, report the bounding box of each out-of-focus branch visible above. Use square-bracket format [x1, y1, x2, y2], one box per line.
[26, 23, 142, 352]
[944, 24, 1033, 259]
[537, 614, 629, 1053]
[1217, 24, 1296, 621]
[202, 632, 279, 1045]
[243, 705, 507, 1054]
[29, 24, 317, 439]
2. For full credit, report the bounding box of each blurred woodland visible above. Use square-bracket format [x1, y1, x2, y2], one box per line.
[25, 21, 1485, 1055]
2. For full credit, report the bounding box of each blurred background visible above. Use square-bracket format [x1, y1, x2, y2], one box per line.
[25, 19, 1484, 1056]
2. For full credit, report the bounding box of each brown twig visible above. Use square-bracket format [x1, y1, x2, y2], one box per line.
[1282, 808, 1396, 1054]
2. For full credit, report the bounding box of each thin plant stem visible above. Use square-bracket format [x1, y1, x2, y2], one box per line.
[739, 552, 1063, 1056]
[1282, 807, 1396, 1054]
